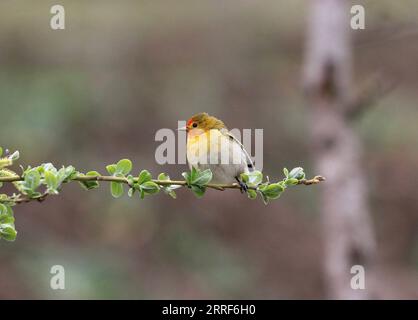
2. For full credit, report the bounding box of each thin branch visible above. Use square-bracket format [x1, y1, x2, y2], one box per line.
[1, 174, 326, 189]
[14, 192, 49, 204]
[1, 174, 326, 205]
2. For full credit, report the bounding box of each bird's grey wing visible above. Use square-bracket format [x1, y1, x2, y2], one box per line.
[221, 129, 255, 171]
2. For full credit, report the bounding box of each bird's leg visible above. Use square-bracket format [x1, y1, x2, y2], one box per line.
[235, 176, 248, 194]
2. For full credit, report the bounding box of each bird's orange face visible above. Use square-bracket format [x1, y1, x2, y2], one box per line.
[186, 113, 226, 136]
[186, 117, 201, 132]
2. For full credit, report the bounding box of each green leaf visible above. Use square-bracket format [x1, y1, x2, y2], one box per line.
[78, 171, 100, 190]
[259, 191, 269, 205]
[285, 178, 299, 186]
[6, 204, 13, 216]
[247, 189, 257, 200]
[116, 159, 132, 175]
[127, 175, 134, 186]
[59, 166, 76, 183]
[283, 167, 289, 178]
[158, 173, 169, 181]
[0, 158, 12, 169]
[157, 174, 178, 199]
[106, 164, 117, 175]
[182, 171, 192, 185]
[289, 167, 305, 180]
[0, 224, 17, 241]
[260, 183, 284, 200]
[141, 181, 160, 195]
[242, 170, 263, 186]
[0, 203, 17, 241]
[191, 185, 206, 198]
[190, 167, 197, 179]
[111, 182, 124, 198]
[86, 170, 100, 177]
[138, 170, 152, 185]
[0, 203, 8, 215]
[25, 170, 41, 192]
[191, 169, 212, 186]
[44, 171, 58, 193]
[0, 214, 14, 225]
[162, 185, 180, 199]
[240, 173, 249, 183]
[0, 147, 3, 157]
[9, 151, 19, 161]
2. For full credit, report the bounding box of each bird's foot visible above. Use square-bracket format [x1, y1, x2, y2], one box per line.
[235, 177, 248, 194]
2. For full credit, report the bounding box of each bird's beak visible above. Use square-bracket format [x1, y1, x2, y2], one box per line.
[177, 126, 187, 131]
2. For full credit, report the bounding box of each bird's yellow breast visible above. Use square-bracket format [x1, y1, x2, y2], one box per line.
[187, 129, 227, 165]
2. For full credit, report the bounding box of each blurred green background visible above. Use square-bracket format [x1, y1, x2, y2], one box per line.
[1, 0, 418, 298]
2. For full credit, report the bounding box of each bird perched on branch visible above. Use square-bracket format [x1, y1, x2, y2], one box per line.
[179, 112, 254, 191]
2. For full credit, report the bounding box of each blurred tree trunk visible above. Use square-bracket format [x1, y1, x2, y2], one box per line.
[303, 0, 376, 299]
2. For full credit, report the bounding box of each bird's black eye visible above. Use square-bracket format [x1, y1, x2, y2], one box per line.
[192, 123, 198, 128]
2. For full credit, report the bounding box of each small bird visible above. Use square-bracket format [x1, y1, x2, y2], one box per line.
[180, 112, 254, 190]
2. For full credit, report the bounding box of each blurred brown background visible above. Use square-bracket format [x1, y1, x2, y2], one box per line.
[0, 0, 417, 299]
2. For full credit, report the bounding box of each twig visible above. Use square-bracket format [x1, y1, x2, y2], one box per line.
[0, 174, 325, 205]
